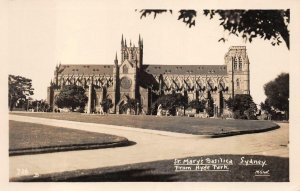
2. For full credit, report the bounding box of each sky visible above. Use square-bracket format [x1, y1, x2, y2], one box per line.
[6, 0, 290, 105]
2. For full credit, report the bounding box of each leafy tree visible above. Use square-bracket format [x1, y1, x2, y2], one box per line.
[55, 85, 88, 111]
[120, 97, 140, 114]
[263, 73, 289, 119]
[138, 9, 289, 49]
[189, 99, 206, 113]
[14, 98, 28, 110]
[259, 100, 287, 120]
[100, 97, 113, 113]
[151, 93, 188, 115]
[30, 99, 50, 112]
[260, 99, 272, 114]
[226, 94, 257, 119]
[8, 75, 34, 111]
[206, 93, 215, 117]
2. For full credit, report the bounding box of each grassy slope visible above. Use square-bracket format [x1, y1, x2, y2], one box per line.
[9, 120, 129, 155]
[11, 154, 289, 182]
[12, 112, 279, 135]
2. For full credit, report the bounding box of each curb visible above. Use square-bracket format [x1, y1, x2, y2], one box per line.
[208, 124, 280, 138]
[9, 139, 132, 156]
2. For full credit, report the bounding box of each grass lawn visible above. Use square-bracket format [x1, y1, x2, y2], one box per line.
[12, 112, 279, 136]
[10, 154, 289, 182]
[9, 121, 130, 156]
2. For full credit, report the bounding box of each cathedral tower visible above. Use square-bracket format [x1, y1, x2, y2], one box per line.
[120, 34, 143, 69]
[224, 46, 250, 96]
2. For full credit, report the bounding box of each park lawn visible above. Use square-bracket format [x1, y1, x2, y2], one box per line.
[11, 154, 289, 182]
[9, 120, 129, 156]
[11, 112, 279, 136]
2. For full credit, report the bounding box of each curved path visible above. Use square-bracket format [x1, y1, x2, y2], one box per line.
[9, 114, 288, 179]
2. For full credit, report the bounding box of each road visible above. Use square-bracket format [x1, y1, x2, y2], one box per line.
[9, 114, 288, 179]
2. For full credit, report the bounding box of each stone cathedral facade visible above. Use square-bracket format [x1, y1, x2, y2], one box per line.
[47, 35, 250, 116]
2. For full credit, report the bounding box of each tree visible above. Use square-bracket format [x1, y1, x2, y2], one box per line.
[138, 9, 290, 49]
[14, 98, 28, 110]
[260, 99, 272, 114]
[100, 97, 113, 113]
[226, 94, 257, 119]
[263, 73, 289, 119]
[189, 99, 206, 113]
[55, 85, 88, 111]
[151, 93, 188, 115]
[30, 99, 50, 112]
[120, 97, 140, 114]
[8, 75, 34, 111]
[206, 93, 215, 117]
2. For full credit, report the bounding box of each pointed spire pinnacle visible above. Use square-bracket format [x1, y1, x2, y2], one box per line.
[114, 52, 118, 66]
[138, 34, 142, 46]
[121, 34, 124, 46]
[130, 39, 132, 47]
[125, 39, 127, 47]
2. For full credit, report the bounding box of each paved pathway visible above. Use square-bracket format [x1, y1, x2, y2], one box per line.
[9, 115, 289, 179]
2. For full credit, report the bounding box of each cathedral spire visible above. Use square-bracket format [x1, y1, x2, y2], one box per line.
[125, 39, 127, 47]
[114, 52, 118, 65]
[140, 37, 143, 47]
[121, 34, 124, 47]
[138, 34, 142, 46]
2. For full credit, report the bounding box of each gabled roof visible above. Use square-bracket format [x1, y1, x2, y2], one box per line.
[58, 64, 113, 76]
[143, 65, 227, 75]
[122, 59, 133, 67]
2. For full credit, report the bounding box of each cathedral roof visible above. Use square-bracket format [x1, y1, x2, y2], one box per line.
[57, 64, 113, 75]
[143, 65, 227, 75]
[57, 64, 228, 76]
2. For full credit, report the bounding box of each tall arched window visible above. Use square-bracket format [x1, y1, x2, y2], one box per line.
[238, 57, 243, 70]
[123, 65, 128, 74]
[124, 51, 129, 60]
[234, 57, 238, 70]
[236, 79, 240, 88]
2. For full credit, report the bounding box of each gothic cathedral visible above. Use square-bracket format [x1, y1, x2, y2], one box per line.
[47, 35, 250, 116]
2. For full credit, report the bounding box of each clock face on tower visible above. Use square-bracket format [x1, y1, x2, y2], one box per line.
[120, 77, 132, 89]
